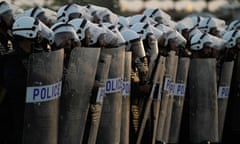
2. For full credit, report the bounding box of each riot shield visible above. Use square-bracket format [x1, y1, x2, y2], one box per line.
[58, 47, 100, 144]
[121, 51, 132, 144]
[189, 58, 219, 143]
[23, 49, 64, 144]
[168, 57, 190, 143]
[156, 51, 178, 143]
[218, 61, 234, 142]
[97, 46, 125, 144]
[87, 53, 112, 144]
[151, 56, 166, 144]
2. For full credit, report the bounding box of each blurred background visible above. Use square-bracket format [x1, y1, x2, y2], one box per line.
[5, 0, 240, 27]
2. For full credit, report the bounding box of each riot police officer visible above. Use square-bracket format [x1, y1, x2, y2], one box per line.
[0, 16, 48, 144]
[0, 1, 15, 53]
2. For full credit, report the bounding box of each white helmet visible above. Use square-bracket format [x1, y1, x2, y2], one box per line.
[87, 23, 106, 45]
[84, 4, 106, 16]
[0, 1, 11, 15]
[118, 16, 129, 28]
[198, 17, 226, 35]
[227, 20, 240, 31]
[208, 34, 226, 50]
[164, 30, 186, 47]
[129, 14, 156, 26]
[101, 22, 126, 46]
[222, 30, 240, 48]
[95, 9, 119, 24]
[188, 15, 204, 27]
[57, 3, 82, 22]
[68, 18, 89, 40]
[43, 8, 57, 26]
[38, 21, 54, 44]
[24, 7, 44, 19]
[130, 22, 154, 40]
[175, 17, 194, 35]
[143, 8, 171, 22]
[190, 32, 211, 51]
[188, 26, 202, 40]
[12, 16, 41, 39]
[121, 29, 146, 58]
[130, 22, 163, 41]
[51, 22, 79, 46]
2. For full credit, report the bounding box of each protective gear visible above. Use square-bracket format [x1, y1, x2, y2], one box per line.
[23, 49, 64, 144]
[43, 8, 57, 26]
[95, 9, 119, 24]
[68, 18, 89, 41]
[84, 4, 106, 16]
[10, 4, 24, 20]
[118, 16, 129, 28]
[207, 33, 226, 50]
[59, 48, 100, 144]
[189, 15, 204, 27]
[0, 1, 14, 29]
[129, 14, 156, 26]
[154, 23, 174, 34]
[226, 20, 240, 31]
[51, 22, 80, 47]
[143, 8, 171, 23]
[0, 1, 11, 15]
[188, 59, 218, 143]
[188, 27, 202, 40]
[12, 16, 41, 39]
[121, 29, 146, 58]
[57, 3, 86, 23]
[97, 46, 125, 144]
[24, 7, 44, 19]
[190, 32, 211, 51]
[101, 22, 126, 46]
[198, 17, 226, 36]
[175, 17, 194, 35]
[24, 7, 53, 27]
[89, 24, 119, 47]
[164, 30, 187, 48]
[222, 30, 240, 49]
[12, 16, 54, 44]
[130, 22, 157, 40]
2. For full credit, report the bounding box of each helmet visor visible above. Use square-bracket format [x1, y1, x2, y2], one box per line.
[54, 31, 78, 47]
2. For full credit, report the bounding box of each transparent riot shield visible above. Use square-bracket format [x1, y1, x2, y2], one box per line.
[23, 49, 64, 144]
[121, 51, 132, 144]
[97, 46, 125, 144]
[156, 51, 178, 143]
[218, 61, 234, 142]
[87, 53, 112, 144]
[189, 58, 219, 143]
[58, 47, 100, 144]
[168, 57, 190, 143]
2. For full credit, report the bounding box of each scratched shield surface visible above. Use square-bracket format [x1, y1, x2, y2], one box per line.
[58, 47, 100, 144]
[23, 49, 64, 144]
[97, 46, 125, 144]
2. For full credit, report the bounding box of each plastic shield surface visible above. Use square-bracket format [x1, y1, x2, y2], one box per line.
[97, 46, 125, 144]
[58, 47, 100, 144]
[189, 58, 219, 143]
[23, 49, 64, 144]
